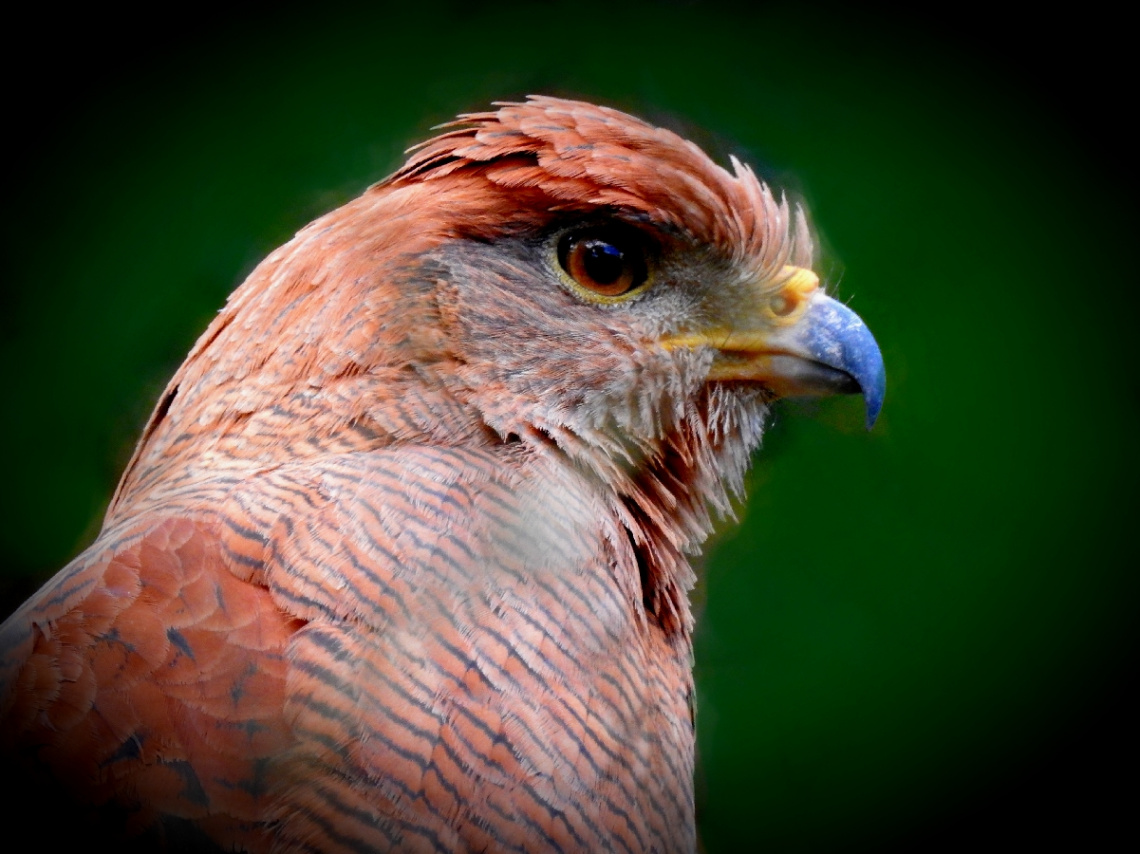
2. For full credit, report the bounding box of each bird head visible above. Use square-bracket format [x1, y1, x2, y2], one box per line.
[377, 99, 884, 530]
[111, 97, 883, 614]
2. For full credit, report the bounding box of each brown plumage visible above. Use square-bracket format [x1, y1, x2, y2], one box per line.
[0, 97, 883, 852]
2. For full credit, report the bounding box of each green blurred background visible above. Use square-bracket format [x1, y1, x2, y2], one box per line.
[2, 3, 1133, 850]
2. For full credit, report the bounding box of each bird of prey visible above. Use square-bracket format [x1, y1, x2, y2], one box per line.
[0, 96, 884, 852]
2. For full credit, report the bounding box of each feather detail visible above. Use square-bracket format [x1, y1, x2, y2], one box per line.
[392, 96, 809, 276]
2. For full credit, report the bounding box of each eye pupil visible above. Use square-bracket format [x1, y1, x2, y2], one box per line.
[582, 240, 625, 285]
[558, 227, 649, 298]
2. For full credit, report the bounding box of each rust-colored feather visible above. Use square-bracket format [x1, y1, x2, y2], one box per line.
[397, 96, 811, 271]
[1, 517, 296, 849]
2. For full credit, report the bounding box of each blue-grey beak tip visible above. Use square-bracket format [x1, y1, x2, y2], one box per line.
[861, 351, 886, 430]
[805, 295, 886, 430]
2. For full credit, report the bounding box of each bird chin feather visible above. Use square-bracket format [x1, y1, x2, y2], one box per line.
[477, 369, 770, 638]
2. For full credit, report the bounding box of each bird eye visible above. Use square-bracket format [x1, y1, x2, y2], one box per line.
[557, 228, 649, 299]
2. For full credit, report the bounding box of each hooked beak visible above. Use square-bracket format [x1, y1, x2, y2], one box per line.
[663, 266, 885, 428]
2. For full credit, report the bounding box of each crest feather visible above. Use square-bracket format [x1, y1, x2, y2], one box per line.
[390, 96, 812, 274]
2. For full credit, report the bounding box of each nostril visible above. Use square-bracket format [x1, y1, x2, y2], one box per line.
[770, 294, 797, 317]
